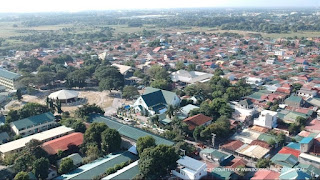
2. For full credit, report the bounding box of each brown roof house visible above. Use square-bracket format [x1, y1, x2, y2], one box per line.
[183, 114, 213, 131]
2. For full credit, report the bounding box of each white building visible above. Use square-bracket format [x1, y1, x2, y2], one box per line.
[172, 156, 207, 180]
[231, 99, 257, 117]
[0, 126, 73, 158]
[254, 110, 278, 129]
[10, 112, 57, 136]
[297, 89, 318, 99]
[133, 87, 180, 116]
[171, 70, 213, 84]
[266, 58, 277, 65]
[299, 153, 320, 169]
[275, 50, 285, 56]
[0, 68, 21, 90]
[246, 77, 264, 86]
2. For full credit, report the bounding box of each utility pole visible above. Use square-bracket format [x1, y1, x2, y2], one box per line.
[211, 133, 216, 148]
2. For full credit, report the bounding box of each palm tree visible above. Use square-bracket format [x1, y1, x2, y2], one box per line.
[166, 105, 174, 119]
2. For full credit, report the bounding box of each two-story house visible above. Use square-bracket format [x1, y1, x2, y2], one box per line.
[253, 110, 278, 129]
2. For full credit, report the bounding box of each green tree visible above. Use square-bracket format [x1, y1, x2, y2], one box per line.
[166, 105, 175, 119]
[122, 86, 139, 100]
[150, 79, 169, 90]
[25, 139, 48, 158]
[72, 121, 86, 133]
[84, 144, 101, 163]
[58, 157, 74, 174]
[277, 132, 286, 147]
[84, 122, 108, 147]
[187, 64, 196, 71]
[193, 125, 205, 141]
[16, 89, 23, 101]
[99, 77, 124, 91]
[139, 145, 179, 179]
[101, 128, 122, 153]
[292, 83, 302, 93]
[66, 69, 89, 88]
[174, 141, 196, 156]
[14, 171, 29, 180]
[75, 104, 104, 119]
[147, 65, 169, 80]
[175, 61, 185, 70]
[32, 157, 49, 180]
[136, 136, 156, 155]
[256, 159, 272, 168]
[14, 153, 34, 172]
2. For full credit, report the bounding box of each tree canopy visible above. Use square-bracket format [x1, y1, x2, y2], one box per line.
[136, 136, 156, 155]
[138, 145, 179, 179]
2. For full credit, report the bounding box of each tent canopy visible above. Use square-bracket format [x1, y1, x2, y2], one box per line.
[48, 90, 79, 100]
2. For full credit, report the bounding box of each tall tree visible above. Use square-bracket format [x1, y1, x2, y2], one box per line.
[84, 122, 108, 147]
[58, 157, 74, 174]
[136, 136, 156, 155]
[138, 145, 179, 179]
[122, 86, 139, 100]
[101, 128, 122, 154]
[32, 157, 49, 180]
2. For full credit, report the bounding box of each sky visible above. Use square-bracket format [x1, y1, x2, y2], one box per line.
[0, 0, 319, 13]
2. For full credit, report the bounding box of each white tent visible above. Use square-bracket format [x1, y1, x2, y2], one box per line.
[48, 90, 79, 102]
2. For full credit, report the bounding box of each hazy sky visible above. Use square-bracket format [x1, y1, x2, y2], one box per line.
[0, 0, 319, 13]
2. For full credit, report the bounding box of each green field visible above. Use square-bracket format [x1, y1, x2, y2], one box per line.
[0, 21, 320, 49]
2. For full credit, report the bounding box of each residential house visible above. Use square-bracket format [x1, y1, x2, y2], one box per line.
[279, 168, 311, 180]
[112, 63, 134, 79]
[251, 170, 280, 180]
[200, 148, 228, 164]
[300, 137, 314, 153]
[0, 68, 21, 90]
[183, 114, 213, 131]
[172, 156, 207, 180]
[271, 154, 298, 168]
[253, 110, 277, 129]
[297, 89, 318, 99]
[171, 70, 213, 84]
[133, 87, 180, 116]
[41, 132, 84, 155]
[299, 153, 320, 169]
[231, 99, 257, 122]
[180, 104, 199, 117]
[285, 96, 304, 108]
[246, 77, 264, 86]
[266, 57, 277, 65]
[10, 112, 57, 137]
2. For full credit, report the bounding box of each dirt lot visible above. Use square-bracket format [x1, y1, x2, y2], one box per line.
[6, 90, 116, 113]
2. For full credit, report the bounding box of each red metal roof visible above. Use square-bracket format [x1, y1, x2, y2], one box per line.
[252, 170, 280, 180]
[183, 114, 213, 131]
[41, 132, 84, 155]
[278, 147, 301, 158]
[221, 140, 244, 152]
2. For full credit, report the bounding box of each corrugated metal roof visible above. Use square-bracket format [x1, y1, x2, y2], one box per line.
[11, 112, 55, 130]
[0, 68, 20, 80]
[90, 114, 174, 146]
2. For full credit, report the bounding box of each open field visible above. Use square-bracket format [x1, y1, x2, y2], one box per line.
[5, 90, 115, 113]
